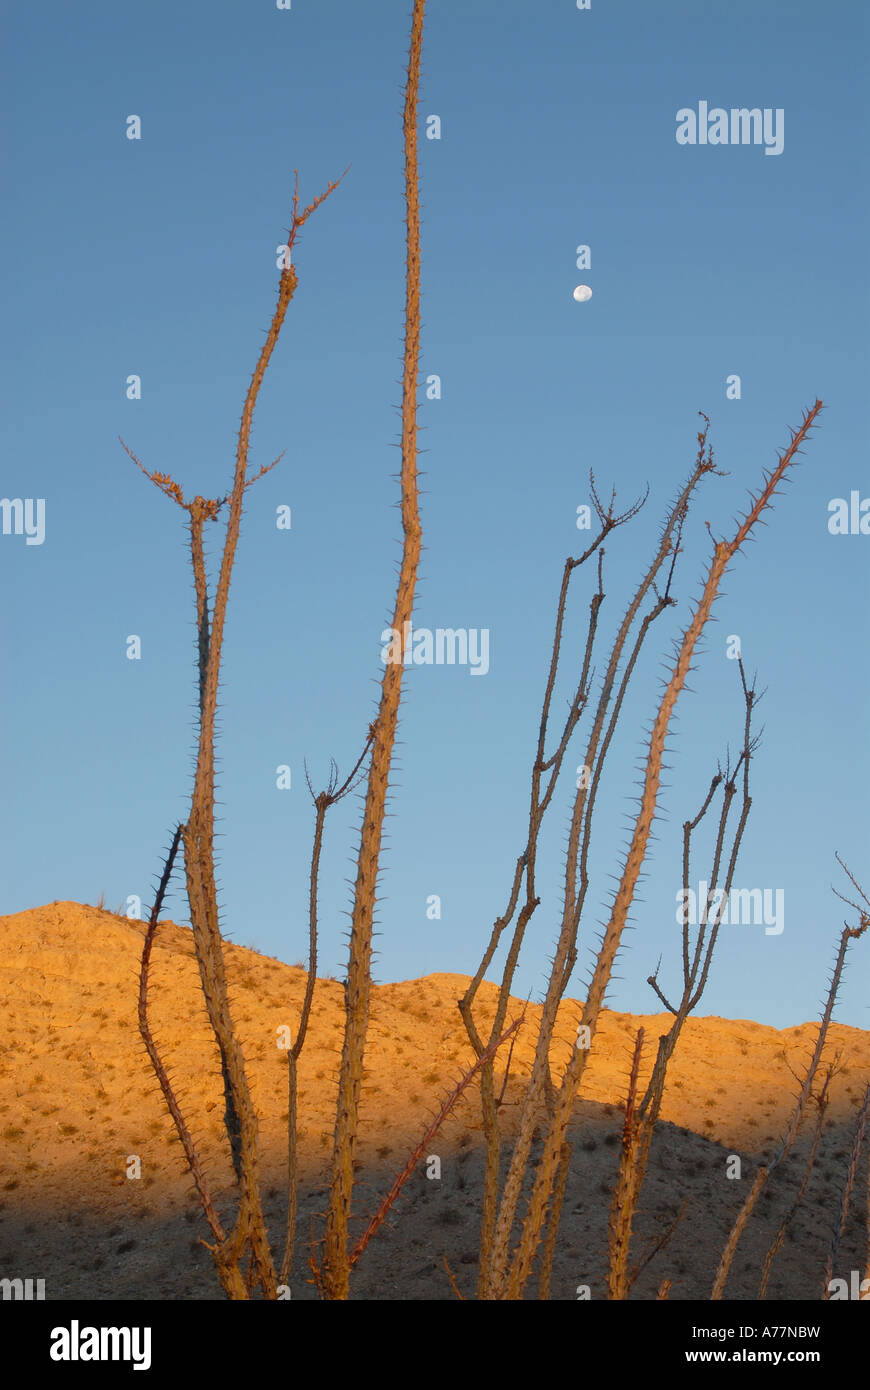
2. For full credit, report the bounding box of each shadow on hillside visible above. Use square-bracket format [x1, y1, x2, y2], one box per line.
[1, 1099, 865, 1301]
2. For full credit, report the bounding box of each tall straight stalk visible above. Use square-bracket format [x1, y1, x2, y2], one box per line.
[321, 0, 426, 1301]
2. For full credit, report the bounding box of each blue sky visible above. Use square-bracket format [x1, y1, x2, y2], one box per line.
[2, 0, 867, 1030]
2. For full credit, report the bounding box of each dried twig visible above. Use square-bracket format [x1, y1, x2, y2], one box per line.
[137, 825, 232, 1262]
[343, 1016, 523, 1273]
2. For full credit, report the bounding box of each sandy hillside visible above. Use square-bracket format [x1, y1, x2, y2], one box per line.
[1, 900, 868, 1300]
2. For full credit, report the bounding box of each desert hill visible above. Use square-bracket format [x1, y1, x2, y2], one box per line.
[1, 901, 868, 1300]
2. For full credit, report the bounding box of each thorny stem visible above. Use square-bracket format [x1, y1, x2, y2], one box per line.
[321, 0, 426, 1300]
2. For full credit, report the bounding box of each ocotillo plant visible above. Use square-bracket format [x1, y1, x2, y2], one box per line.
[129, 170, 344, 1298]
[124, 0, 858, 1302]
[320, 0, 427, 1302]
[756, 1066, 834, 1299]
[131, 0, 446, 1302]
[605, 855, 868, 1302]
[462, 400, 825, 1299]
[604, 659, 759, 1298]
[712, 874, 868, 1298]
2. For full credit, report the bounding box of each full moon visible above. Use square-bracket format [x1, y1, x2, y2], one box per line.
[573, 285, 593, 303]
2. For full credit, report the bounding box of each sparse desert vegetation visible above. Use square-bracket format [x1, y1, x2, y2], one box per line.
[0, 899, 867, 1299]
[1, 0, 867, 1315]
